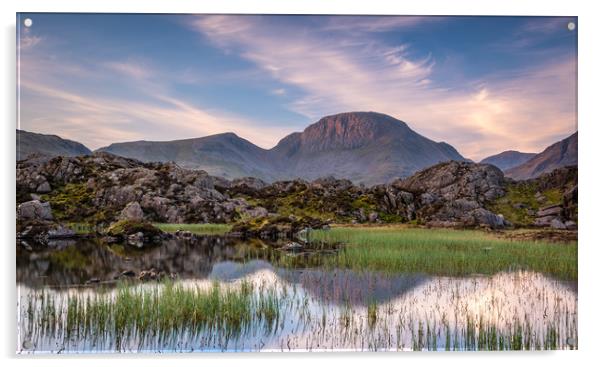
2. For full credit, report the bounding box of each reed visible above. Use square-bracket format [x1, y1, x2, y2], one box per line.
[311, 227, 577, 280]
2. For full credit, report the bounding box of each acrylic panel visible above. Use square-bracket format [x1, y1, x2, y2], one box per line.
[16, 14, 578, 353]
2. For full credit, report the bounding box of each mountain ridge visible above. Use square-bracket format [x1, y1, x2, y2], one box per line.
[505, 133, 577, 180]
[480, 150, 537, 171]
[16, 129, 92, 161]
[93, 112, 470, 185]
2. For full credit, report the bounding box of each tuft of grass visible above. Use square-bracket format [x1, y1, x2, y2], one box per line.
[311, 226, 577, 280]
[154, 223, 232, 236]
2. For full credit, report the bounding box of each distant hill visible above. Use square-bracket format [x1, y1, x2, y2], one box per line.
[505, 133, 577, 180]
[16, 129, 92, 160]
[98, 112, 467, 185]
[97, 133, 277, 181]
[480, 150, 536, 171]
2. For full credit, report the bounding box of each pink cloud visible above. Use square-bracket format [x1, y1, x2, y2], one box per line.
[192, 15, 577, 160]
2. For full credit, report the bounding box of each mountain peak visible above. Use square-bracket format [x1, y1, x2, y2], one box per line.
[291, 112, 412, 152]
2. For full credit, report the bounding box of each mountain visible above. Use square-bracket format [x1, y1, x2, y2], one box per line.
[270, 112, 467, 185]
[98, 112, 467, 185]
[97, 133, 277, 180]
[16, 129, 92, 160]
[480, 150, 537, 171]
[505, 132, 577, 180]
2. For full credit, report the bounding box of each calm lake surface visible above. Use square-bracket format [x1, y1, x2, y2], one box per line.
[17, 237, 578, 352]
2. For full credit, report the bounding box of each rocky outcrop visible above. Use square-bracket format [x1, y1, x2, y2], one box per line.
[17, 200, 53, 221]
[16, 152, 266, 226]
[18, 153, 576, 236]
[230, 215, 327, 239]
[374, 161, 509, 228]
[531, 166, 577, 230]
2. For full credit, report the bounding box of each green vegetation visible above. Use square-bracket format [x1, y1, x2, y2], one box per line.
[154, 223, 232, 236]
[488, 181, 563, 226]
[107, 219, 162, 237]
[42, 183, 113, 223]
[66, 222, 96, 235]
[26, 280, 281, 351]
[311, 226, 577, 280]
[42, 183, 94, 220]
[235, 189, 404, 224]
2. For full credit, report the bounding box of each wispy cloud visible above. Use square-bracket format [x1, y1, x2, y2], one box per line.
[192, 15, 577, 160]
[103, 60, 153, 80]
[18, 51, 292, 150]
[18, 35, 42, 50]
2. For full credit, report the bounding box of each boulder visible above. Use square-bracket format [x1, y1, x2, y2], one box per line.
[232, 177, 267, 191]
[119, 201, 144, 221]
[36, 181, 51, 193]
[537, 205, 563, 218]
[47, 225, 76, 239]
[17, 200, 53, 221]
[393, 161, 506, 204]
[534, 215, 557, 227]
[471, 209, 507, 229]
[368, 212, 379, 222]
[550, 218, 567, 230]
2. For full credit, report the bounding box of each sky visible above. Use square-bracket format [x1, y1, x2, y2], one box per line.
[17, 14, 577, 161]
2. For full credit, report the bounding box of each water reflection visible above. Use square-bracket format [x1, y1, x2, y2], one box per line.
[16, 237, 578, 352]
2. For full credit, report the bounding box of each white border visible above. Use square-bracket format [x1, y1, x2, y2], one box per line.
[2, 1, 601, 367]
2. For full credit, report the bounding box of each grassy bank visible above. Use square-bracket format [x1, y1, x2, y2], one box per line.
[310, 226, 577, 280]
[153, 223, 232, 236]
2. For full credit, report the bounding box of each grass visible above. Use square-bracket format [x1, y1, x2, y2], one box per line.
[26, 280, 280, 352]
[21, 273, 577, 352]
[153, 223, 232, 236]
[310, 226, 577, 280]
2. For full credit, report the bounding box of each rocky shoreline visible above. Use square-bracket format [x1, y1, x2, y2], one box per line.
[17, 152, 577, 248]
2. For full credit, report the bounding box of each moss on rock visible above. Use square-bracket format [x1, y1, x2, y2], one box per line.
[107, 219, 163, 238]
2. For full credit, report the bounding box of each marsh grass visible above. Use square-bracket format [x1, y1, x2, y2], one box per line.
[311, 226, 577, 280]
[154, 223, 232, 236]
[24, 280, 285, 352]
[20, 270, 577, 352]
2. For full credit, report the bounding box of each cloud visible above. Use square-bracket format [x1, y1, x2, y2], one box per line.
[18, 54, 292, 150]
[18, 35, 42, 50]
[271, 88, 286, 96]
[192, 15, 577, 160]
[103, 60, 153, 80]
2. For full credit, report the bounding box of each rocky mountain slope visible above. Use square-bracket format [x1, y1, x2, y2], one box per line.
[480, 150, 536, 171]
[16, 130, 92, 160]
[505, 133, 577, 180]
[97, 112, 467, 186]
[270, 112, 467, 185]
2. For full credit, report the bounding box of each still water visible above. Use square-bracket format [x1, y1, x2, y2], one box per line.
[17, 237, 578, 352]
